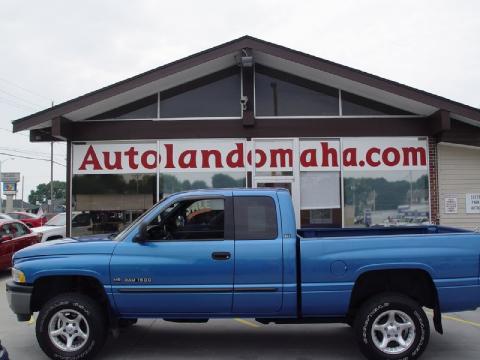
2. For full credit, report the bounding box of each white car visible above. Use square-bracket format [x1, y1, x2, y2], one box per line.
[33, 212, 93, 242]
[0, 213, 13, 220]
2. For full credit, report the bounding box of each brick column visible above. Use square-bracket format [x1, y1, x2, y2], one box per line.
[428, 137, 440, 224]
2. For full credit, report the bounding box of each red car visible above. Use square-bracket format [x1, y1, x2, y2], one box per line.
[0, 220, 41, 271]
[7, 212, 47, 228]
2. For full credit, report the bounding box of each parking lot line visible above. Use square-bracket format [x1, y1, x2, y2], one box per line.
[28, 314, 36, 325]
[234, 318, 260, 328]
[426, 310, 480, 329]
[441, 314, 480, 328]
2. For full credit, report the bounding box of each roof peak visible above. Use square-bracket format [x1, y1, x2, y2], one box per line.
[12, 35, 480, 132]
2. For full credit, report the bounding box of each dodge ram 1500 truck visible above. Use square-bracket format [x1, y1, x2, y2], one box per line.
[6, 188, 480, 360]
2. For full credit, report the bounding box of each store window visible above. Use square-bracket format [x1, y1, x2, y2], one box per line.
[343, 170, 430, 227]
[341, 91, 413, 116]
[300, 171, 342, 227]
[160, 67, 241, 118]
[255, 65, 339, 116]
[72, 173, 156, 236]
[88, 95, 158, 120]
[159, 172, 246, 197]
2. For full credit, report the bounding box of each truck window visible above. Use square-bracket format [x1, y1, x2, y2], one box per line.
[72, 213, 91, 227]
[146, 198, 225, 241]
[234, 196, 277, 240]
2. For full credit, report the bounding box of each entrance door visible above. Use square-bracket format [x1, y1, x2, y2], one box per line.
[254, 180, 292, 193]
[253, 178, 299, 227]
[250, 138, 301, 227]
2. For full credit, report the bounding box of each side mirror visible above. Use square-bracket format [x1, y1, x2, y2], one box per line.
[1, 234, 13, 242]
[133, 222, 149, 244]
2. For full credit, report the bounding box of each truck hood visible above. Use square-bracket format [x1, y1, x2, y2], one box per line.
[13, 236, 118, 260]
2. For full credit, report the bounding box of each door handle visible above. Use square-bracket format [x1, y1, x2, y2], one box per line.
[211, 252, 231, 260]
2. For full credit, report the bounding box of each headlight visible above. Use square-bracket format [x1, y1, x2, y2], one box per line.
[12, 268, 26, 283]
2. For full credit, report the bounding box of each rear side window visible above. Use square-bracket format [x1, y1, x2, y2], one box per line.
[234, 196, 278, 240]
[12, 222, 29, 236]
[73, 213, 91, 227]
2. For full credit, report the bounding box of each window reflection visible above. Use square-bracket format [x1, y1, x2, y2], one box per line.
[160, 67, 241, 118]
[72, 172, 246, 236]
[344, 170, 430, 227]
[255, 65, 339, 116]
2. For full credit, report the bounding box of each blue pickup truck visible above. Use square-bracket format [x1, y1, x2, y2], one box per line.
[6, 188, 480, 360]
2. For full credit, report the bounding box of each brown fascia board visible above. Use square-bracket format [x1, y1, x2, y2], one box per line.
[12, 35, 480, 133]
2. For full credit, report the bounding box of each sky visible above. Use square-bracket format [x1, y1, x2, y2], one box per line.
[0, 0, 479, 202]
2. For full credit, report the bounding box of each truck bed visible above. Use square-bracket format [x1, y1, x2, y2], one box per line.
[298, 225, 472, 239]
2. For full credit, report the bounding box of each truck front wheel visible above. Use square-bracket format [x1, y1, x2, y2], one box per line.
[36, 293, 107, 360]
[354, 293, 430, 360]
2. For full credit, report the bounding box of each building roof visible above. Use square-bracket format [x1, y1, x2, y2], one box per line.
[12, 35, 480, 133]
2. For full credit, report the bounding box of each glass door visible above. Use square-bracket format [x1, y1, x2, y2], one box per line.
[253, 177, 299, 227]
[250, 138, 300, 227]
[254, 180, 292, 193]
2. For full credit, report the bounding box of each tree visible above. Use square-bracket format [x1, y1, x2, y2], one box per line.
[212, 174, 246, 188]
[29, 181, 66, 204]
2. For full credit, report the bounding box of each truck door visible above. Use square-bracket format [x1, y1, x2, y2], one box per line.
[110, 195, 235, 315]
[232, 192, 283, 314]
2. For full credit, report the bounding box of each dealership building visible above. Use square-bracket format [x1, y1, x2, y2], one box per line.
[12, 36, 480, 236]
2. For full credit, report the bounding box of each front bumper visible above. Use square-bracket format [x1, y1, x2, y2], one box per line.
[5, 280, 33, 321]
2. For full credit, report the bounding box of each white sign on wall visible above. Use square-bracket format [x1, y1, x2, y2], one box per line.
[444, 196, 458, 214]
[72, 138, 428, 175]
[466, 193, 480, 214]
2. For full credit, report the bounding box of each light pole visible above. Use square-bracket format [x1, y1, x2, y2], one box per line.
[0, 157, 15, 213]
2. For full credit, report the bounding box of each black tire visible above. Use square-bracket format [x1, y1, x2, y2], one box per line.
[354, 293, 430, 360]
[36, 292, 107, 360]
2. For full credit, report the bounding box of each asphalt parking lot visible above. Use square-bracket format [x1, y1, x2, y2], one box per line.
[1, 270, 479, 360]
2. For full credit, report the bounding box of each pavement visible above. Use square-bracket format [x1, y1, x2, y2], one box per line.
[1, 270, 479, 359]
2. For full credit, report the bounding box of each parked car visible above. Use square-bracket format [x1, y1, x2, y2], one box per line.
[0, 340, 9, 360]
[7, 212, 47, 228]
[0, 219, 41, 271]
[6, 189, 480, 360]
[33, 212, 93, 242]
[0, 214, 12, 221]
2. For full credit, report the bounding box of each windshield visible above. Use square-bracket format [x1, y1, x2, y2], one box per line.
[46, 213, 66, 226]
[113, 195, 172, 242]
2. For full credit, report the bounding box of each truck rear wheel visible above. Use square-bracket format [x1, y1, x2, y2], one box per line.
[36, 293, 107, 360]
[353, 293, 429, 360]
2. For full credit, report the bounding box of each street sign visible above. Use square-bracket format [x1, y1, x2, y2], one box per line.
[466, 193, 480, 214]
[2, 182, 17, 195]
[0, 172, 20, 183]
[444, 196, 458, 214]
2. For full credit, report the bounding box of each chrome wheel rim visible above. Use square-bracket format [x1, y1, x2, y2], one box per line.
[371, 310, 416, 355]
[48, 309, 90, 352]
